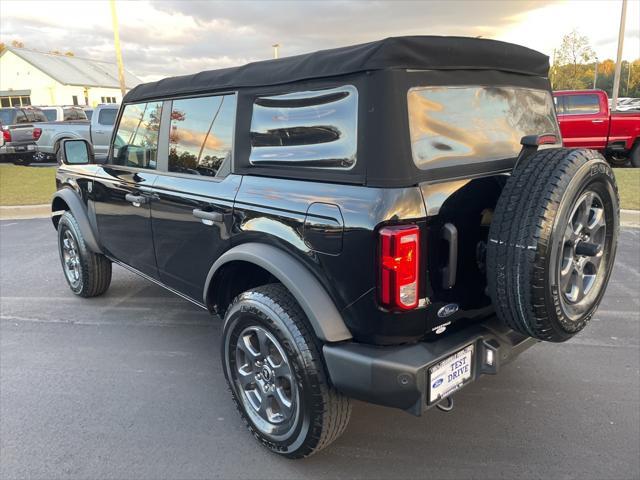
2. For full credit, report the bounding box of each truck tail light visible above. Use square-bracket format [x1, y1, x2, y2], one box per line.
[379, 225, 420, 310]
[32, 128, 42, 140]
[2, 129, 11, 142]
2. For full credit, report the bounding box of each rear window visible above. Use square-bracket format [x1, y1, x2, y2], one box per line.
[249, 85, 358, 169]
[408, 86, 559, 169]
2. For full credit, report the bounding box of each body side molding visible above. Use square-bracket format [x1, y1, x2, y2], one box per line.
[205, 243, 352, 342]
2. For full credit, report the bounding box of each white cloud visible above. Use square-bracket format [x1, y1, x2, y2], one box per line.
[1, 0, 637, 82]
[498, 0, 639, 60]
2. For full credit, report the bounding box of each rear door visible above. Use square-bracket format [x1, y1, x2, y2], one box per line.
[556, 93, 608, 149]
[150, 94, 239, 302]
[91, 106, 118, 158]
[93, 101, 164, 277]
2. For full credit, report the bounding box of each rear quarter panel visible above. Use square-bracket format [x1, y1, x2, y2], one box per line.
[232, 175, 428, 344]
[37, 123, 91, 154]
[609, 112, 640, 149]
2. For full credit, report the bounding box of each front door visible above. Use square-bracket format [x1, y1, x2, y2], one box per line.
[150, 94, 238, 302]
[556, 93, 608, 149]
[92, 101, 164, 277]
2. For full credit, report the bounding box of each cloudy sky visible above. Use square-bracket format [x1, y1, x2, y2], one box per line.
[1, 0, 638, 82]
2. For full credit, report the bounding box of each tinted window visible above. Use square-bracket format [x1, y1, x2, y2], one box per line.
[63, 108, 74, 121]
[169, 95, 236, 177]
[112, 102, 162, 169]
[563, 94, 600, 115]
[97, 108, 117, 126]
[42, 109, 57, 122]
[15, 110, 28, 123]
[84, 110, 93, 121]
[408, 86, 560, 169]
[249, 85, 358, 169]
[34, 111, 47, 122]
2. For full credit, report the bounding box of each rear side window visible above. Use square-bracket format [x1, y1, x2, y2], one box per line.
[563, 94, 600, 115]
[42, 109, 57, 122]
[97, 108, 117, 126]
[168, 94, 236, 177]
[249, 85, 358, 169]
[407, 86, 560, 170]
[111, 102, 163, 170]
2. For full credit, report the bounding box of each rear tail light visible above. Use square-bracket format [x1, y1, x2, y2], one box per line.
[379, 225, 420, 310]
[32, 128, 42, 140]
[2, 129, 11, 142]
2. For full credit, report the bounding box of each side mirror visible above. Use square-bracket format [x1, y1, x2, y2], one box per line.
[58, 139, 94, 165]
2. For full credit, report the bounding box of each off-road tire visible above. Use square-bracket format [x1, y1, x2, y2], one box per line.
[221, 283, 351, 458]
[57, 211, 112, 297]
[487, 148, 619, 342]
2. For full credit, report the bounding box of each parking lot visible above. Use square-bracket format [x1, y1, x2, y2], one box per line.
[1, 218, 638, 479]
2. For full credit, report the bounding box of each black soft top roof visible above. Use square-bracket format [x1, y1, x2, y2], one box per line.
[124, 36, 549, 103]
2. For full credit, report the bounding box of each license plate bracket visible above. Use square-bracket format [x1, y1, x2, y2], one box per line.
[428, 344, 474, 405]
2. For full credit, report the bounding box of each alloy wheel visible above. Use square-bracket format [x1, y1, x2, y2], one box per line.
[559, 190, 607, 317]
[61, 229, 82, 288]
[232, 325, 299, 437]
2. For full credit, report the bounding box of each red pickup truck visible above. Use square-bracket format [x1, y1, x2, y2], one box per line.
[554, 89, 640, 167]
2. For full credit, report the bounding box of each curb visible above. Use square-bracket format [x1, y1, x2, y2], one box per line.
[2, 205, 640, 227]
[0, 204, 50, 220]
[621, 209, 640, 228]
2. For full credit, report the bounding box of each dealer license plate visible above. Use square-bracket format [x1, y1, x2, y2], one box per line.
[428, 344, 474, 404]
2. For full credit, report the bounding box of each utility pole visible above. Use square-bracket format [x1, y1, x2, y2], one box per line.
[593, 57, 598, 89]
[611, 0, 627, 111]
[110, 0, 127, 97]
[272, 44, 280, 59]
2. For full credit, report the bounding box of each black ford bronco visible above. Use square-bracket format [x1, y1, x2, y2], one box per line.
[52, 36, 619, 458]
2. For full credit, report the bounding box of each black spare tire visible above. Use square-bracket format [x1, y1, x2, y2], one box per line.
[487, 148, 619, 342]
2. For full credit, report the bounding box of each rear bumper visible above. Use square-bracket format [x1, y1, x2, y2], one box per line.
[0, 143, 37, 155]
[323, 318, 538, 416]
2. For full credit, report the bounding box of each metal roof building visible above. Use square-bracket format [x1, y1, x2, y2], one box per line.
[0, 47, 142, 107]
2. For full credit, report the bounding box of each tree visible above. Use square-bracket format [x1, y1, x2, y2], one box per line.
[551, 30, 596, 90]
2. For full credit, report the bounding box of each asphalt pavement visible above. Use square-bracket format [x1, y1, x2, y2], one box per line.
[1, 218, 639, 480]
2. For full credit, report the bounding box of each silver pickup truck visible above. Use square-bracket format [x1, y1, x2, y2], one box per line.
[35, 104, 119, 160]
[0, 107, 48, 162]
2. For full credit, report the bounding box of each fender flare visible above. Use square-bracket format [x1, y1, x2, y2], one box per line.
[51, 188, 102, 254]
[205, 243, 352, 343]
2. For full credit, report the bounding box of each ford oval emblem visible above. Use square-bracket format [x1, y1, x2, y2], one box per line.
[438, 303, 459, 318]
[432, 378, 444, 388]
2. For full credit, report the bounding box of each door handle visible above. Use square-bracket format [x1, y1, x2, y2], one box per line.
[193, 208, 223, 225]
[441, 223, 458, 289]
[125, 193, 148, 207]
[591, 119, 605, 123]
[94, 130, 106, 134]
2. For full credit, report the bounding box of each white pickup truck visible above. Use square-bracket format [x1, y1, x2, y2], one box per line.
[35, 104, 119, 160]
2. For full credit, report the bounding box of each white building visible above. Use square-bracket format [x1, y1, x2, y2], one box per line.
[0, 47, 142, 108]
